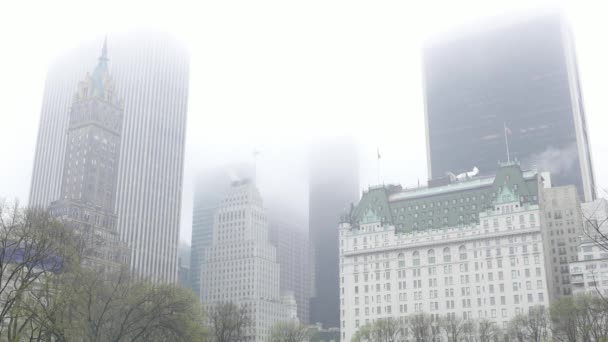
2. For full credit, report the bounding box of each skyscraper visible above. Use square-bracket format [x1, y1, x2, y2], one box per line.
[190, 164, 253, 299]
[49, 40, 128, 272]
[268, 211, 311, 324]
[423, 12, 596, 202]
[201, 180, 296, 341]
[539, 185, 584, 299]
[309, 138, 360, 328]
[29, 33, 189, 282]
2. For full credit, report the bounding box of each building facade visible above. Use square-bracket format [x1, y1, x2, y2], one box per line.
[569, 198, 608, 296]
[269, 213, 311, 324]
[200, 180, 294, 341]
[423, 12, 596, 202]
[48, 40, 128, 272]
[339, 164, 550, 341]
[569, 242, 608, 297]
[538, 185, 584, 299]
[582, 198, 608, 233]
[309, 138, 360, 328]
[29, 33, 189, 282]
[190, 164, 253, 299]
[178, 243, 190, 288]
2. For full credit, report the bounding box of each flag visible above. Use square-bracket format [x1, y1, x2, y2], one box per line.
[377, 148, 381, 160]
[504, 124, 512, 135]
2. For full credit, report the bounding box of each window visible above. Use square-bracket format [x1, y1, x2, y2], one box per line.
[428, 249, 436, 264]
[444, 247, 451, 262]
[413, 251, 420, 266]
[459, 245, 467, 260]
[398, 253, 405, 268]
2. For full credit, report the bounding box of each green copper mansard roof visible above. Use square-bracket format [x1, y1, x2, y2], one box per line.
[348, 163, 542, 233]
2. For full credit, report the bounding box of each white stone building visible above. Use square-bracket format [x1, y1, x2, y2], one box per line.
[582, 198, 608, 234]
[569, 198, 608, 296]
[339, 164, 551, 342]
[569, 242, 608, 296]
[201, 180, 295, 341]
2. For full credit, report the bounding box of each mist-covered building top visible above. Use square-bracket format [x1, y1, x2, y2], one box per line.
[423, 11, 595, 202]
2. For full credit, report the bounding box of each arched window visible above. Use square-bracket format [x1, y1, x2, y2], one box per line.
[443, 247, 451, 263]
[398, 253, 405, 268]
[459, 245, 467, 260]
[413, 251, 420, 266]
[428, 249, 435, 264]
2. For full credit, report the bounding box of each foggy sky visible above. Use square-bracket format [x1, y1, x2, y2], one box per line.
[1, 0, 608, 244]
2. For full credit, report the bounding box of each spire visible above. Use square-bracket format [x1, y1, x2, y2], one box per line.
[100, 35, 108, 62]
[91, 36, 110, 97]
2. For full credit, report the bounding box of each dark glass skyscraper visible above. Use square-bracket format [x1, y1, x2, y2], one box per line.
[423, 12, 596, 202]
[309, 138, 359, 328]
[268, 211, 311, 324]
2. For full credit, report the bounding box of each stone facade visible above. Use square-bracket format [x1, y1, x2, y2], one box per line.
[339, 164, 551, 341]
[569, 198, 608, 296]
[201, 180, 294, 341]
[49, 40, 128, 272]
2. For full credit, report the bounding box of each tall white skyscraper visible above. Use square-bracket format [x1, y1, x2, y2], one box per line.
[190, 164, 253, 298]
[29, 32, 189, 282]
[201, 180, 295, 341]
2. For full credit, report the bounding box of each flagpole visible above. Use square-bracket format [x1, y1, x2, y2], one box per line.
[253, 149, 260, 185]
[377, 148, 381, 185]
[503, 122, 510, 163]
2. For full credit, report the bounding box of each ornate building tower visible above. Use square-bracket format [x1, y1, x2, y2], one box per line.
[30, 33, 189, 282]
[50, 40, 128, 272]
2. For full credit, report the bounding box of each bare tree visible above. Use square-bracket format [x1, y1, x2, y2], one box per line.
[574, 295, 601, 342]
[526, 306, 549, 342]
[209, 302, 250, 342]
[84, 270, 205, 342]
[410, 313, 431, 342]
[270, 320, 309, 342]
[0, 202, 80, 341]
[471, 319, 500, 342]
[580, 195, 608, 304]
[351, 317, 404, 342]
[551, 296, 578, 342]
[550, 294, 608, 342]
[23, 262, 206, 342]
[507, 315, 526, 342]
[351, 323, 372, 342]
[588, 296, 608, 342]
[581, 193, 608, 252]
[439, 315, 467, 342]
